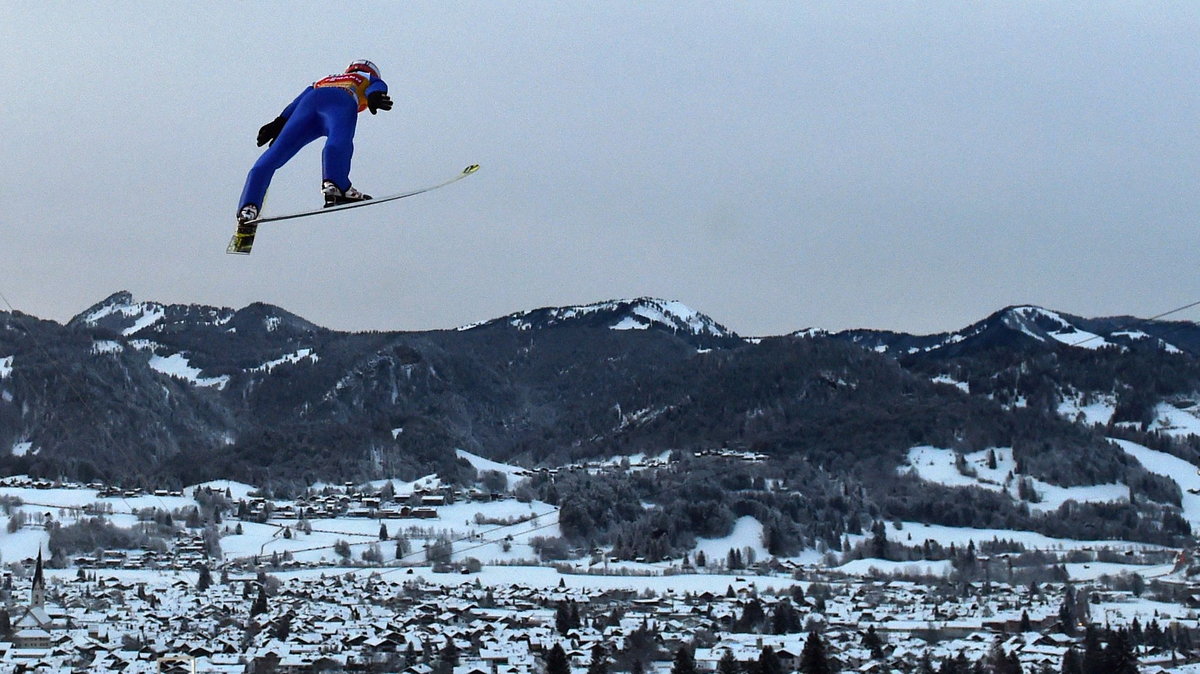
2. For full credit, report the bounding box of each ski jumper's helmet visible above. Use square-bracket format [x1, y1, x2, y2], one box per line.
[346, 60, 381, 79]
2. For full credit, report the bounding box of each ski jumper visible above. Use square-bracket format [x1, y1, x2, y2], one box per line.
[238, 71, 388, 211]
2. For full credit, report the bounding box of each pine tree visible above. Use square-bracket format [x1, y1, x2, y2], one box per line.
[862, 625, 885, 659]
[1060, 646, 1082, 674]
[672, 646, 697, 674]
[1081, 625, 1103, 674]
[870, 520, 888, 559]
[546, 643, 570, 674]
[250, 585, 268, 616]
[587, 644, 609, 674]
[987, 639, 1020, 674]
[1104, 628, 1138, 674]
[736, 598, 766, 633]
[717, 650, 739, 674]
[798, 630, 830, 674]
[1058, 585, 1077, 635]
[757, 645, 782, 674]
[271, 612, 292, 641]
[772, 599, 801, 634]
[196, 565, 212, 591]
[441, 638, 460, 668]
[555, 601, 572, 636]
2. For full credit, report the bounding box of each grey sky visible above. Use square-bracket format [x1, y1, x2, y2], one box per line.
[3, 2, 1198, 336]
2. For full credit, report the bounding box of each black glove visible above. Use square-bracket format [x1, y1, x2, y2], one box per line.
[368, 91, 393, 115]
[257, 116, 287, 147]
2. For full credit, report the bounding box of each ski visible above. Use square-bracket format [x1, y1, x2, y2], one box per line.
[227, 164, 479, 254]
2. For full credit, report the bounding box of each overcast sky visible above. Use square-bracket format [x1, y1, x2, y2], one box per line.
[3, 3, 1199, 337]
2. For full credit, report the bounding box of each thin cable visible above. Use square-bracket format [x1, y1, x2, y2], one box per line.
[1069, 298, 1200, 348]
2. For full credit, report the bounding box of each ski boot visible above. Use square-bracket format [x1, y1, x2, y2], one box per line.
[322, 180, 373, 207]
[227, 204, 260, 255]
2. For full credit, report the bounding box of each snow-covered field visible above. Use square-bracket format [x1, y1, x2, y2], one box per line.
[1057, 393, 1117, 426]
[1148, 402, 1200, 437]
[1112, 438, 1200, 529]
[903, 438, 1200, 528]
[884, 521, 1170, 555]
[692, 516, 768, 565]
[456, 448, 529, 490]
[1, 440, 1194, 591]
[147, 352, 230, 389]
[902, 445, 1129, 514]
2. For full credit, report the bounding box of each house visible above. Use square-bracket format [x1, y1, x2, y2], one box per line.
[11, 628, 51, 649]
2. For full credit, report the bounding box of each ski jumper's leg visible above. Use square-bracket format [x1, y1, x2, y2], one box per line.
[314, 88, 360, 192]
[238, 94, 324, 210]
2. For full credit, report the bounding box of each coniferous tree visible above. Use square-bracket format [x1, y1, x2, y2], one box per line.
[250, 585, 268, 616]
[623, 619, 659, 665]
[717, 650, 739, 674]
[987, 639, 1007, 673]
[1081, 625, 1103, 674]
[546, 643, 571, 674]
[870, 520, 888, 559]
[798, 630, 830, 674]
[271, 612, 292, 641]
[556, 601, 572, 636]
[862, 625, 885, 659]
[1004, 651, 1022, 674]
[438, 638, 460, 674]
[1104, 628, 1138, 674]
[672, 646, 697, 674]
[1060, 646, 1081, 674]
[757, 645, 782, 674]
[1058, 585, 1078, 635]
[587, 644, 609, 674]
[772, 599, 802, 634]
[196, 565, 212, 591]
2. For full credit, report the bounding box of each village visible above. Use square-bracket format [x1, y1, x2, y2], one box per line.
[2, 455, 1200, 673]
[1, 542, 1198, 673]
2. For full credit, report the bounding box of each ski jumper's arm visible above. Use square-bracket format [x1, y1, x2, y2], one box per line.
[365, 77, 387, 98]
[364, 76, 391, 114]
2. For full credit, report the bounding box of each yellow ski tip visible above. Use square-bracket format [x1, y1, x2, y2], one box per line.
[226, 232, 255, 255]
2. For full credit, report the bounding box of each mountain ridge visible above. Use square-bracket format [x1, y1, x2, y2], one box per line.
[4, 291, 1200, 554]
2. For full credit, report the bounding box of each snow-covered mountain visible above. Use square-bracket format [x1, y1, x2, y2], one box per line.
[822, 305, 1198, 357]
[69, 291, 320, 339]
[69, 291, 229, 335]
[460, 297, 739, 345]
[4, 291, 1200, 565]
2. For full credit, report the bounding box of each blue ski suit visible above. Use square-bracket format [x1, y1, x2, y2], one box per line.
[238, 71, 388, 211]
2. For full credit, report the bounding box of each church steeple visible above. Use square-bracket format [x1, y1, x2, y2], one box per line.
[31, 549, 45, 608]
